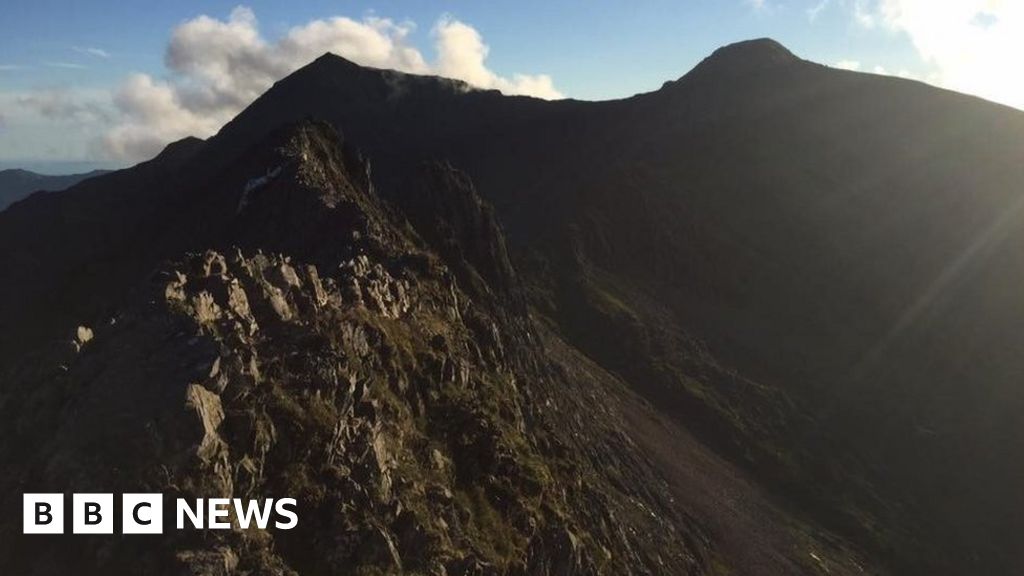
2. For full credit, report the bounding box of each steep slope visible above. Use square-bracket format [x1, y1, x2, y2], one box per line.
[0, 120, 882, 575]
[0, 168, 111, 211]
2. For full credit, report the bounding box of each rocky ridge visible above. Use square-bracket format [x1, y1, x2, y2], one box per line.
[0, 121, 715, 575]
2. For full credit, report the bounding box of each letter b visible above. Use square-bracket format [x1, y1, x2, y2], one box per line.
[23, 494, 63, 534]
[37, 503, 52, 525]
[85, 502, 102, 524]
[73, 494, 113, 534]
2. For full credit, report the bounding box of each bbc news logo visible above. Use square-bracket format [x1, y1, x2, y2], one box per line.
[23, 494, 297, 534]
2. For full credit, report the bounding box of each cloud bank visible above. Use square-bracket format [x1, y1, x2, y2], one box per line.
[101, 7, 563, 161]
[857, 0, 1024, 109]
[832, 58, 917, 80]
[17, 88, 110, 124]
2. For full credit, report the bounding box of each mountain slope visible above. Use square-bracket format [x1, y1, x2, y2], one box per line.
[1, 38, 1023, 574]
[0, 120, 878, 575]
[183, 39, 1024, 572]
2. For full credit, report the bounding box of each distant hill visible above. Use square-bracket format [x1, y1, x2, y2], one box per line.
[0, 168, 111, 210]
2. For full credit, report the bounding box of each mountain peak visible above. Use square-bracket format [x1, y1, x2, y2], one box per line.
[706, 38, 796, 64]
[280, 52, 368, 85]
[686, 38, 799, 78]
[309, 51, 362, 70]
[275, 50, 474, 97]
[148, 135, 205, 168]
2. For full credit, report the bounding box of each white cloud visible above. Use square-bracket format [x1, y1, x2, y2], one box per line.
[432, 16, 561, 99]
[74, 47, 110, 59]
[0, 64, 24, 71]
[99, 74, 222, 161]
[90, 6, 563, 161]
[853, 0, 878, 27]
[833, 59, 919, 80]
[855, 0, 1024, 109]
[45, 62, 88, 70]
[17, 88, 110, 123]
[279, 15, 430, 75]
[162, 6, 288, 119]
[0, 88, 115, 162]
[808, 0, 831, 21]
[870, 64, 918, 79]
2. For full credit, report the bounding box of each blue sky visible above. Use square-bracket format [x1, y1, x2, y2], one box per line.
[0, 1, 1019, 171]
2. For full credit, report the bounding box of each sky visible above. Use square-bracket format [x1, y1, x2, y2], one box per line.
[0, 0, 1021, 172]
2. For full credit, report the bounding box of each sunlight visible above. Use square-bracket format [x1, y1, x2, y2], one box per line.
[877, 0, 1024, 108]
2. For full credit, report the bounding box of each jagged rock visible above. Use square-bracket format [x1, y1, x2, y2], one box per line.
[75, 325, 94, 346]
[177, 547, 240, 576]
[186, 383, 227, 466]
[228, 292, 258, 336]
[303, 264, 328, 308]
[165, 271, 188, 303]
[200, 250, 228, 277]
[269, 260, 302, 291]
[394, 161, 518, 303]
[192, 291, 223, 325]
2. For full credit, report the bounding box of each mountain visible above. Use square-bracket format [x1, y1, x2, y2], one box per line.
[0, 119, 872, 575]
[0, 168, 111, 211]
[1, 38, 1023, 574]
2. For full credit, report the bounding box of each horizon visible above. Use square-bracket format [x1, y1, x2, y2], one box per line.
[2, 1, 1023, 170]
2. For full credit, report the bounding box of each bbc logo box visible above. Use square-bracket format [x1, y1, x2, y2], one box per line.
[23, 494, 64, 534]
[73, 493, 114, 534]
[24, 493, 163, 534]
[122, 494, 163, 534]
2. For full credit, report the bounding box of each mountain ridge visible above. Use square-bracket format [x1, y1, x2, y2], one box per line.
[0, 167, 112, 211]
[2, 38, 1023, 574]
